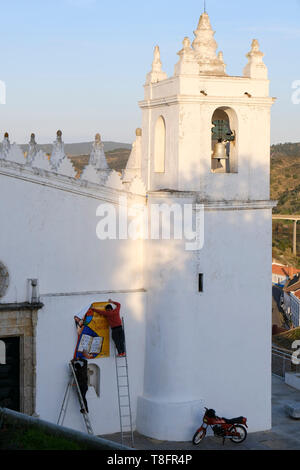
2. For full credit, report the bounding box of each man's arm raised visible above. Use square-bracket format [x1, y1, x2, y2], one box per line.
[108, 299, 121, 309]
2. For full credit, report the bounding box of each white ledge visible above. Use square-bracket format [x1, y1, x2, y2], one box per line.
[147, 191, 277, 210]
[40, 288, 146, 298]
[139, 95, 275, 109]
[0, 159, 146, 206]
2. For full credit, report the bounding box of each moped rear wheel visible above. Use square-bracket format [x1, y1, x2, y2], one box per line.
[192, 427, 206, 445]
[229, 425, 247, 444]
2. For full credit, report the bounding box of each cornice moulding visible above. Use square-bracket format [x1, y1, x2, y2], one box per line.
[139, 95, 275, 109]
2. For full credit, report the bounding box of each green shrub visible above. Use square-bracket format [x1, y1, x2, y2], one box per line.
[0, 423, 89, 450]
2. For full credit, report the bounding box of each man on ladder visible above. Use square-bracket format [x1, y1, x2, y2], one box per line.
[84, 299, 133, 445]
[57, 360, 94, 434]
[72, 358, 89, 414]
[58, 300, 132, 443]
[91, 299, 126, 357]
[57, 315, 94, 434]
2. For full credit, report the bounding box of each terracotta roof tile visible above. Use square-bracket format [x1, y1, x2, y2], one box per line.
[272, 264, 300, 278]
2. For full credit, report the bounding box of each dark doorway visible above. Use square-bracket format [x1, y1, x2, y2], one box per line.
[0, 336, 20, 411]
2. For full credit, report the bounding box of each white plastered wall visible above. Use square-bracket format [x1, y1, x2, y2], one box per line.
[0, 164, 146, 434]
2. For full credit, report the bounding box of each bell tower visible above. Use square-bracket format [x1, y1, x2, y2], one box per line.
[136, 11, 276, 441]
[140, 12, 274, 201]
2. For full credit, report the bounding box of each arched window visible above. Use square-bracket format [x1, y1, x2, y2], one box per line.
[211, 107, 238, 173]
[154, 116, 166, 173]
[0, 340, 6, 364]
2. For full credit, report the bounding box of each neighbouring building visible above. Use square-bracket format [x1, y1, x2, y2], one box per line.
[282, 274, 300, 319]
[0, 11, 275, 441]
[272, 263, 300, 287]
[290, 291, 300, 328]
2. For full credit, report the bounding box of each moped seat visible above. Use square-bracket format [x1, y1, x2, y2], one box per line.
[222, 416, 245, 425]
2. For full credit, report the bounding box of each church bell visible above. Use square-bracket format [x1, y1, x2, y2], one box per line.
[212, 140, 228, 161]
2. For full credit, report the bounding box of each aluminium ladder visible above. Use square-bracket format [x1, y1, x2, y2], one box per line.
[114, 318, 134, 447]
[57, 360, 94, 435]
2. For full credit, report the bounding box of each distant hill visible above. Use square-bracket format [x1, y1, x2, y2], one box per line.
[19, 140, 132, 178]
[271, 143, 300, 268]
[19, 141, 131, 156]
[271, 154, 300, 214]
[70, 148, 131, 176]
[271, 142, 300, 158]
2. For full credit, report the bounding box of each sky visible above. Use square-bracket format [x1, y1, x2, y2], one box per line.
[0, 0, 299, 145]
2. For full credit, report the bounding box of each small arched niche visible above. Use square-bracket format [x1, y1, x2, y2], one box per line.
[88, 363, 100, 397]
[154, 115, 166, 173]
[0, 340, 6, 364]
[211, 107, 238, 173]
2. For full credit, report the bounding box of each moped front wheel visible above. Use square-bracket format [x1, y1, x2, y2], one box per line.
[229, 425, 247, 444]
[192, 427, 206, 445]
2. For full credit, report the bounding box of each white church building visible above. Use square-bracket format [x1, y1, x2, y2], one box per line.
[0, 12, 275, 441]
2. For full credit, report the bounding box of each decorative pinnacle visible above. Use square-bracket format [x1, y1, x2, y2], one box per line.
[192, 12, 226, 76]
[146, 45, 167, 84]
[243, 38, 268, 79]
[251, 39, 260, 52]
[152, 45, 163, 73]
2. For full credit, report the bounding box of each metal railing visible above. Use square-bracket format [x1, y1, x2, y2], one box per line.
[272, 345, 300, 379]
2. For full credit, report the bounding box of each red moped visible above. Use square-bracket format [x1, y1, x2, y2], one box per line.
[192, 407, 248, 445]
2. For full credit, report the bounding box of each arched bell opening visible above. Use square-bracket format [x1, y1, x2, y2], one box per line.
[211, 107, 238, 173]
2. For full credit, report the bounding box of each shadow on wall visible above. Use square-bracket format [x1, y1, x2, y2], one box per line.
[103, 184, 274, 418]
